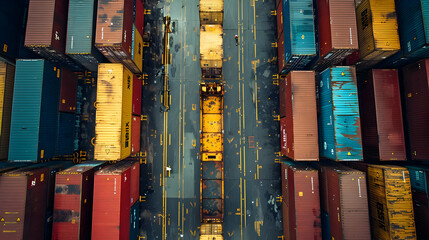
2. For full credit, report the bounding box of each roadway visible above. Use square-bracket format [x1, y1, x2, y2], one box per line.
[140, 0, 283, 239]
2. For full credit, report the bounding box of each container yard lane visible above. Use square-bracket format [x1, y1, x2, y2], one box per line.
[223, 0, 283, 239]
[141, 0, 282, 239]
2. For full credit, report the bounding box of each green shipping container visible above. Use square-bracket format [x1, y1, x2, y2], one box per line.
[66, 0, 104, 71]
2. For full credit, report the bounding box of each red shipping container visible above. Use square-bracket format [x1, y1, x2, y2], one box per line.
[281, 162, 322, 240]
[319, 164, 371, 240]
[95, 0, 134, 65]
[313, 0, 358, 70]
[358, 69, 406, 160]
[128, 160, 140, 206]
[278, 33, 285, 75]
[131, 116, 141, 155]
[132, 76, 142, 116]
[402, 59, 429, 160]
[276, 1, 283, 40]
[280, 71, 318, 161]
[59, 68, 78, 113]
[135, 0, 144, 36]
[276, 0, 281, 8]
[0, 166, 49, 240]
[280, 117, 287, 155]
[52, 162, 105, 240]
[342, 50, 360, 66]
[92, 161, 133, 240]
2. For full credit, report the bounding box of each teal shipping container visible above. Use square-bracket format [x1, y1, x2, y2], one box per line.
[397, 0, 429, 60]
[66, 0, 104, 71]
[9, 59, 60, 162]
[318, 67, 363, 161]
[407, 166, 429, 198]
[130, 201, 140, 240]
[281, 0, 317, 74]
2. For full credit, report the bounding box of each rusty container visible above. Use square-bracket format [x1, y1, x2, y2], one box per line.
[312, 0, 358, 71]
[279, 71, 318, 160]
[358, 69, 406, 161]
[95, 0, 141, 74]
[201, 161, 223, 222]
[281, 161, 322, 240]
[402, 59, 429, 160]
[319, 164, 371, 240]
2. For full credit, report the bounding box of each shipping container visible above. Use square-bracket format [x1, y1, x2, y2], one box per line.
[280, 0, 316, 74]
[128, 160, 140, 206]
[278, 33, 285, 74]
[131, 115, 141, 155]
[312, 0, 358, 71]
[200, 83, 224, 162]
[200, 25, 223, 79]
[279, 71, 318, 160]
[95, 0, 142, 74]
[132, 76, 142, 116]
[59, 68, 77, 113]
[276, 0, 283, 40]
[358, 69, 406, 161]
[406, 165, 429, 239]
[0, 61, 14, 160]
[201, 161, 224, 222]
[367, 165, 416, 240]
[318, 67, 362, 161]
[9, 59, 60, 162]
[134, 0, 144, 36]
[25, 0, 81, 70]
[199, 0, 223, 25]
[0, 162, 30, 174]
[66, 0, 105, 72]
[129, 202, 139, 240]
[318, 164, 371, 240]
[131, 25, 143, 74]
[396, 0, 429, 60]
[92, 161, 136, 240]
[356, 0, 400, 61]
[200, 224, 223, 240]
[402, 59, 429, 160]
[52, 161, 106, 240]
[94, 63, 132, 161]
[0, 166, 49, 240]
[56, 112, 76, 156]
[281, 161, 322, 240]
[0, 0, 26, 61]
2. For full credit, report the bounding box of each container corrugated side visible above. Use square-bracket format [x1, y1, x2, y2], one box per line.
[281, 162, 322, 240]
[59, 68, 77, 113]
[200, 25, 223, 79]
[9, 59, 60, 162]
[131, 25, 143, 73]
[0, 62, 14, 160]
[0, 1, 26, 61]
[0, 167, 49, 239]
[359, 69, 406, 161]
[318, 67, 362, 161]
[131, 115, 140, 155]
[129, 202, 139, 240]
[132, 76, 142, 116]
[55, 112, 76, 156]
[95, 63, 132, 161]
[312, 0, 358, 70]
[281, 0, 316, 73]
[406, 166, 429, 239]
[367, 165, 416, 240]
[356, 0, 400, 61]
[199, 0, 224, 25]
[402, 59, 429, 160]
[276, 1, 283, 40]
[92, 163, 131, 239]
[283, 71, 318, 161]
[277, 33, 285, 75]
[134, 0, 144, 35]
[66, 0, 104, 72]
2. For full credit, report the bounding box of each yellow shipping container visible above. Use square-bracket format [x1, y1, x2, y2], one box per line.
[199, 0, 223, 25]
[200, 223, 223, 240]
[95, 63, 133, 161]
[367, 165, 416, 240]
[132, 25, 143, 73]
[0, 62, 14, 160]
[200, 24, 223, 70]
[356, 0, 400, 61]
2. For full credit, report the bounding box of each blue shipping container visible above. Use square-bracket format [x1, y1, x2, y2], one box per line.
[55, 112, 76, 156]
[407, 166, 428, 194]
[130, 201, 140, 240]
[66, 0, 104, 71]
[321, 210, 330, 240]
[281, 0, 316, 74]
[9, 59, 60, 162]
[318, 67, 363, 161]
[397, 0, 429, 59]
